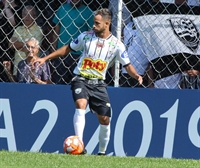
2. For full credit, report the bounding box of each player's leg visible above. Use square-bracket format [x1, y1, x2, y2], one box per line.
[89, 84, 111, 155]
[97, 114, 110, 155]
[71, 79, 88, 141]
[73, 98, 87, 141]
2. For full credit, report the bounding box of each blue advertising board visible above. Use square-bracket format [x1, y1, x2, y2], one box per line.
[0, 83, 199, 159]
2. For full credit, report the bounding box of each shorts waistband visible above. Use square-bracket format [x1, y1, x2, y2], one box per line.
[75, 75, 104, 85]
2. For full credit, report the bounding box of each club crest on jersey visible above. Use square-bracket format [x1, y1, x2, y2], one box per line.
[81, 58, 107, 72]
[83, 35, 90, 41]
[121, 50, 129, 58]
[72, 38, 79, 44]
[75, 88, 82, 94]
[168, 17, 199, 53]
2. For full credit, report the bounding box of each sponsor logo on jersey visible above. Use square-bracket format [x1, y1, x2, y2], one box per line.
[121, 50, 129, 58]
[80, 72, 103, 79]
[72, 38, 79, 44]
[81, 58, 107, 72]
[96, 41, 104, 48]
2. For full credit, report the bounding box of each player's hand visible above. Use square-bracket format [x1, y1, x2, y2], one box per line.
[34, 57, 46, 67]
[137, 75, 143, 85]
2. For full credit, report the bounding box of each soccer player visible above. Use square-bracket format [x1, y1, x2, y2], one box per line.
[35, 8, 143, 155]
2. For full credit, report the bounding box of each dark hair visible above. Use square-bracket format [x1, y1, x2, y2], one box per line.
[95, 8, 112, 22]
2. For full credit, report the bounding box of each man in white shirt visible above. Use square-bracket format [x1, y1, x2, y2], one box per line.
[108, 0, 131, 37]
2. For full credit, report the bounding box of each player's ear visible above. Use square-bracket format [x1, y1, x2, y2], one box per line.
[105, 20, 110, 28]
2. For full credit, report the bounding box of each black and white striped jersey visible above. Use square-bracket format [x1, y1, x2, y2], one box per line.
[70, 30, 130, 80]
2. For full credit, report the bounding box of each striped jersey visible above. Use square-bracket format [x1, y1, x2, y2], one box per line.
[69, 30, 130, 80]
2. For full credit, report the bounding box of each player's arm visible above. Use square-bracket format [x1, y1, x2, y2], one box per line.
[124, 64, 143, 85]
[46, 44, 71, 59]
[118, 43, 143, 85]
[35, 45, 72, 66]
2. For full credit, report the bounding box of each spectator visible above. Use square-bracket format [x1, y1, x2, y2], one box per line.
[179, 69, 200, 89]
[187, 0, 200, 6]
[3, 37, 51, 84]
[51, 0, 94, 84]
[83, 0, 109, 11]
[120, 21, 149, 87]
[154, 74, 182, 89]
[108, 0, 131, 37]
[152, 0, 187, 4]
[38, 0, 65, 56]
[0, 0, 22, 82]
[146, 63, 200, 89]
[30, 0, 69, 56]
[146, 64, 182, 89]
[9, 5, 43, 77]
[107, 0, 132, 86]
[152, 0, 200, 6]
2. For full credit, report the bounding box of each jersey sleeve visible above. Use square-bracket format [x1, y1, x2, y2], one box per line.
[69, 32, 85, 52]
[116, 42, 131, 66]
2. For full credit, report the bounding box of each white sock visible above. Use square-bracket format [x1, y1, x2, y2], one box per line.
[73, 109, 85, 141]
[98, 124, 110, 154]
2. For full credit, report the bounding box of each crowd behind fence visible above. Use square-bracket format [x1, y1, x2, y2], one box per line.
[0, 0, 200, 89]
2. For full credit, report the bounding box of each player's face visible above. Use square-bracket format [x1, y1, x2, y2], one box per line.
[26, 41, 39, 58]
[93, 14, 107, 35]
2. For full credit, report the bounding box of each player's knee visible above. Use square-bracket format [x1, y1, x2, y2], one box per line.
[75, 99, 87, 109]
[74, 109, 85, 116]
[98, 115, 110, 125]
